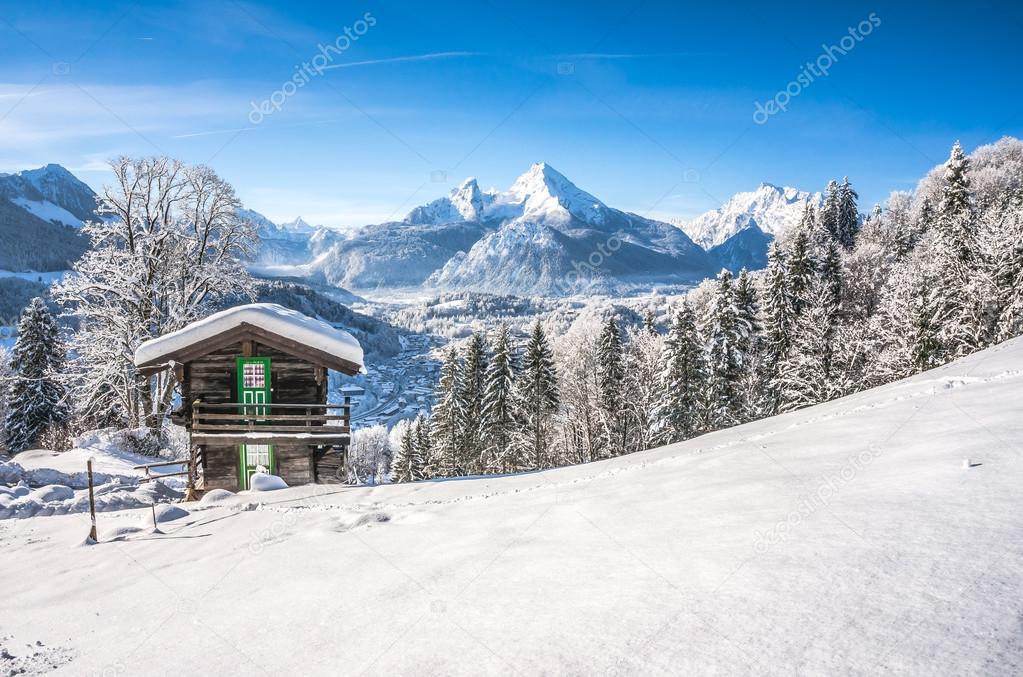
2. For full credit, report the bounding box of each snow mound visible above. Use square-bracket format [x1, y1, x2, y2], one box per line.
[198, 488, 237, 507]
[248, 473, 288, 491]
[133, 303, 364, 372]
[28, 485, 73, 503]
[145, 504, 189, 523]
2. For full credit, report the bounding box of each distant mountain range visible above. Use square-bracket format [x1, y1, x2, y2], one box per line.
[0, 164, 95, 271]
[1, 162, 820, 296]
[681, 183, 823, 270]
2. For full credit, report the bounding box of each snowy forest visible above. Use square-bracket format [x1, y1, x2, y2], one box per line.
[389, 138, 1023, 483]
[1, 139, 1022, 487]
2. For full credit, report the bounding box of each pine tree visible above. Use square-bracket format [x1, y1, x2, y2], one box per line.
[430, 346, 463, 477]
[658, 302, 706, 442]
[3, 298, 70, 453]
[702, 270, 743, 429]
[391, 418, 425, 482]
[458, 331, 488, 474]
[836, 177, 860, 248]
[481, 323, 517, 472]
[761, 243, 792, 415]
[512, 321, 560, 470]
[596, 314, 628, 457]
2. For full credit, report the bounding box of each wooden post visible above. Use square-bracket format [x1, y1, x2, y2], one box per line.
[86, 459, 98, 543]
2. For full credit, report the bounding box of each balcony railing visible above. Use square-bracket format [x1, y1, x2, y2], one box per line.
[190, 399, 351, 438]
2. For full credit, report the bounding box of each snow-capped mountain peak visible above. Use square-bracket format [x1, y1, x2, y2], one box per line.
[279, 216, 317, 233]
[405, 177, 491, 225]
[501, 162, 607, 225]
[0, 162, 99, 228]
[681, 183, 822, 249]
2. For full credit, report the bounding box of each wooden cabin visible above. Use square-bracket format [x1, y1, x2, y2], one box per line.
[133, 303, 365, 492]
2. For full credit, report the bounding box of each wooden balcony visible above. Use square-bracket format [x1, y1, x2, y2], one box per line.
[189, 400, 351, 445]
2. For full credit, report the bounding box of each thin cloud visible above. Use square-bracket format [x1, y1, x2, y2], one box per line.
[562, 51, 721, 59]
[172, 118, 343, 139]
[322, 51, 481, 70]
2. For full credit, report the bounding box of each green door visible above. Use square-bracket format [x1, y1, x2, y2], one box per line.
[237, 356, 271, 417]
[239, 444, 275, 489]
[237, 357, 273, 489]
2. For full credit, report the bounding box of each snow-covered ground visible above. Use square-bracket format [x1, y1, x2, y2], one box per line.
[3, 339, 1023, 675]
[0, 430, 186, 519]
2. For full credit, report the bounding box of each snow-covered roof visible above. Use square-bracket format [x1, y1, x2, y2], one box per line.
[134, 303, 364, 373]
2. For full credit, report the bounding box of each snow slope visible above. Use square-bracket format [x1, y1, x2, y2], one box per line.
[3, 339, 1023, 675]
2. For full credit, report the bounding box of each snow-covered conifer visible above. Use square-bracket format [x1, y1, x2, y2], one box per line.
[787, 227, 813, 318]
[481, 324, 517, 472]
[596, 315, 628, 457]
[761, 243, 791, 415]
[391, 418, 425, 483]
[777, 281, 838, 411]
[623, 326, 664, 452]
[430, 346, 463, 477]
[837, 177, 860, 248]
[658, 302, 705, 442]
[3, 298, 70, 453]
[459, 331, 488, 474]
[512, 321, 560, 470]
[701, 270, 743, 429]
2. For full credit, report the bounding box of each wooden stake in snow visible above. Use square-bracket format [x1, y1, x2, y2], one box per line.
[963, 458, 971, 469]
[87, 459, 98, 543]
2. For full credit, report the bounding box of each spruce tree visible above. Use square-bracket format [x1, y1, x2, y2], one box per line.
[777, 281, 838, 412]
[787, 227, 813, 318]
[512, 321, 560, 470]
[391, 419, 425, 482]
[643, 309, 657, 334]
[938, 141, 973, 261]
[733, 268, 763, 421]
[658, 302, 706, 442]
[458, 331, 488, 474]
[909, 280, 944, 372]
[820, 180, 841, 243]
[837, 177, 860, 248]
[481, 323, 517, 472]
[761, 243, 792, 415]
[430, 346, 463, 477]
[597, 314, 628, 457]
[819, 238, 843, 310]
[702, 270, 743, 429]
[3, 298, 70, 453]
[734, 269, 761, 359]
[415, 414, 434, 477]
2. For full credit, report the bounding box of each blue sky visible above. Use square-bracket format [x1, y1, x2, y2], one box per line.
[1, 0, 1021, 228]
